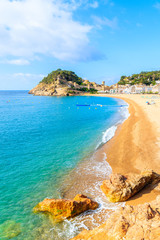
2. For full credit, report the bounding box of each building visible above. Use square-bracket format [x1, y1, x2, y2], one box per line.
[152, 84, 160, 93]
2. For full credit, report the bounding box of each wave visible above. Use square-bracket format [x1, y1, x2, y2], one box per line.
[117, 104, 130, 124]
[50, 153, 125, 240]
[96, 104, 129, 150]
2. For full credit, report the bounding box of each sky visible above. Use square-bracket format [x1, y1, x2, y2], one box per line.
[1, 0, 160, 90]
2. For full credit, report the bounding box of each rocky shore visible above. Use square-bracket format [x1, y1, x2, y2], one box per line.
[33, 170, 160, 239]
[72, 195, 160, 240]
[101, 170, 160, 202]
[33, 94, 160, 239]
[33, 194, 98, 222]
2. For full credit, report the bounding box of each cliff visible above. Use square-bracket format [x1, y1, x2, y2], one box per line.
[29, 69, 99, 96]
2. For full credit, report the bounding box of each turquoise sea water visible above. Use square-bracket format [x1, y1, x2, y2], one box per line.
[0, 91, 128, 239]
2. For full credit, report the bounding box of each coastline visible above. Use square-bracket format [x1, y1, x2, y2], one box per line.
[69, 93, 160, 240]
[98, 94, 160, 205]
[58, 96, 129, 235]
[60, 93, 160, 238]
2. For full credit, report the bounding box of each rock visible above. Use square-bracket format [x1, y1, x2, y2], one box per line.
[71, 196, 160, 240]
[0, 220, 21, 239]
[101, 170, 160, 202]
[33, 194, 98, 221]
[28, 82, 69, 96]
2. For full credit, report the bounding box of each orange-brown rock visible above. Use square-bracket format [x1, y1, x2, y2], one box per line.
[33, 194, 98, 221]
[71, 196, 160, 240]
[101, 170, 160, 202]
[28, 82, 69, 96]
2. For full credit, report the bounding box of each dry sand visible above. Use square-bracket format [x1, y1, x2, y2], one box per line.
[98, 94, 160, 205]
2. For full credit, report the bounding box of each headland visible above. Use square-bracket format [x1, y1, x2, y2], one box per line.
[29, 69, 107, 96]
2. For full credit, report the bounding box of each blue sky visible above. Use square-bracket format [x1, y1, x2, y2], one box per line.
[1, 0, 160, 90]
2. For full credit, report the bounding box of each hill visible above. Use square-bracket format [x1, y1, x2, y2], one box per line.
[40, 69, 83, 85]
[29, 69, 98, 96]
[118, 71, 160, 86]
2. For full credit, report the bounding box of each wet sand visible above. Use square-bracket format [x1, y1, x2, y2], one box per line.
[61, 150, 123, 230]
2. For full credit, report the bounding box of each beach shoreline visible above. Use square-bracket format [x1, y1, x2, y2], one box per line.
[59, 96, 129, 232]
[70, 93, 160, 240]
[98, 94, 160, 205]
[62, 93, 160, 234]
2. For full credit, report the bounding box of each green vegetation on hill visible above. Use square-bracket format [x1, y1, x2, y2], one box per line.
[68, 87, 97, 94]
[118, 71, 160, 86]
[41, 69, 83, 85]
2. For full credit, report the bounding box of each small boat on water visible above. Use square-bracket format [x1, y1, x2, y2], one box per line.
[76, 104, 90, 106]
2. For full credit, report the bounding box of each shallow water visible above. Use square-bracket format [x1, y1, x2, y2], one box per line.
[0, 91, 128, 239]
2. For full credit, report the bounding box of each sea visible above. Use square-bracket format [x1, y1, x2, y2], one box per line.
[0, 91, 129, 240]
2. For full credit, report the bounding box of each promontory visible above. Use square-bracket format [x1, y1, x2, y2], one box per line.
[29, 69, 107, 96]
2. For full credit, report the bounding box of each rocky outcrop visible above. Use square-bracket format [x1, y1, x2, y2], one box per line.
[28, 82, 71, 96]
[34, 194, 98, 221]
[0, 220, 21, 239]
[29, 69, 104, 96]
[101, 170, 160, 202]
[71, 196, 160, 240]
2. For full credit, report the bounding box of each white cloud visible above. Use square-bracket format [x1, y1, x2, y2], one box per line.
[0, 0, 98, 62]
[1, 59, 30, 65]
[92, 16, 118, 29]
[13, 73, 45, 78]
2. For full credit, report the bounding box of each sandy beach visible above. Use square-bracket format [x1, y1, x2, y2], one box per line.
[98, 94, 160, 205]
[64, 93, 160, 205]
[57, 93, 160, 238]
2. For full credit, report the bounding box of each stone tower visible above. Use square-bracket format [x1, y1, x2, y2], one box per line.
[102, 81, 105, 91]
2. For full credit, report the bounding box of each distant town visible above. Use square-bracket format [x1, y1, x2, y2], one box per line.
[99, 82, 160, 94]
[99, 71, 160, 94]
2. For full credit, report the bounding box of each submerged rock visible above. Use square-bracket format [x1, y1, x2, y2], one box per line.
[0, 220, 21, 239]
[71, 196, 160, 240]
[101, 170, 160, 202]
[34, 194, 98, 221]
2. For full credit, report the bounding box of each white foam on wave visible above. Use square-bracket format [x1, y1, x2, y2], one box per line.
[96, 125, 117, 149]
[91, 153, 112, 177]
[102, 125, 117, 144]
[117, 104, 130, 124]
[96, 103, 130, 150]
[50, 153, 125, 240]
